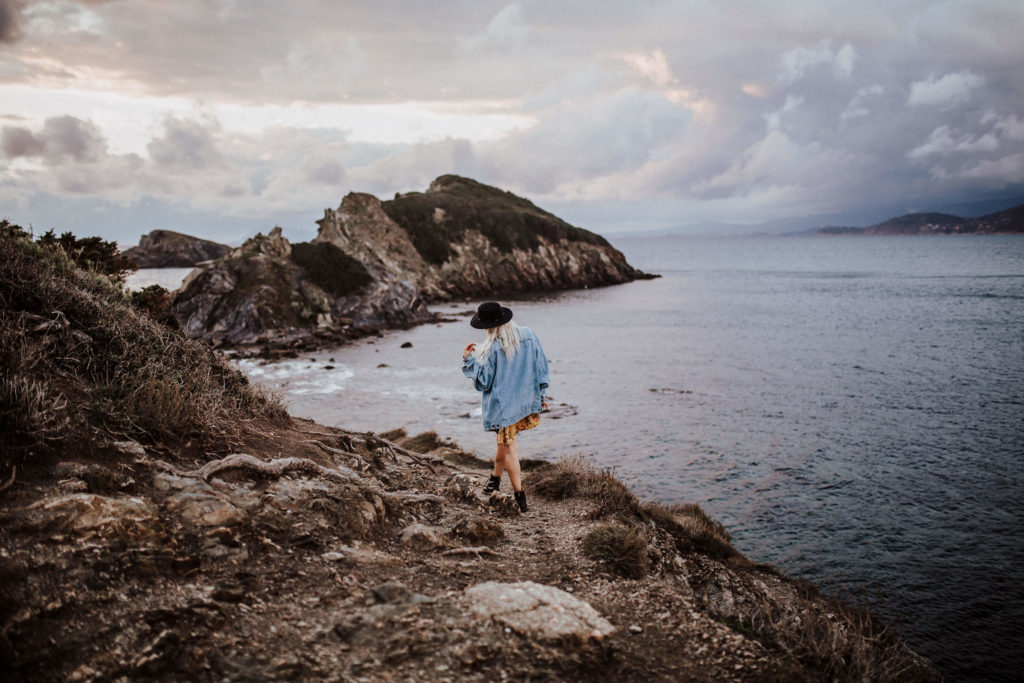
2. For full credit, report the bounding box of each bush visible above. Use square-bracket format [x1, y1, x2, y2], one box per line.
[582, 521, 650, 579]
[130, 285, 182, 331]
[36, 228, 138, 283]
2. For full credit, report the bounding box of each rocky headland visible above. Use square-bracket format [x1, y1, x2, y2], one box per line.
[172, 175, 655, 350]
[0, 218, 939, 681]
[815, 202, 1024, 235]
[122, 229, 231, 268]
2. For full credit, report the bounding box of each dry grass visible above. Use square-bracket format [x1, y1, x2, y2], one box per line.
[735, 598, 934, 682]
[529, 455, 740, 560]
[581, 521, 650, 579]
[1, 227, 287, 468]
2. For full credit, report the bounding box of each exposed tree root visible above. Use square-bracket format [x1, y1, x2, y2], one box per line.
[156, 454, 357, 482]
[0, 466, 16, 493]
[440, 546, 500, 558]
[364, 434, 443, 472]
[306, 440, 367, 470]
[382, 492, 446, 506]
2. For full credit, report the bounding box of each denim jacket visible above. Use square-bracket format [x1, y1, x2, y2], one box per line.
[462, 326, 550, 431]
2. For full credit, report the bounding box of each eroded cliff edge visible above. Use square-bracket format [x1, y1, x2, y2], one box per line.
[173, 175, 654, 349]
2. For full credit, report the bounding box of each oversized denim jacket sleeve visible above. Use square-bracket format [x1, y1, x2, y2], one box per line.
[462, 327, 550, 431]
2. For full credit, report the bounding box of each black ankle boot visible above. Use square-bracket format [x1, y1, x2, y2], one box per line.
[483, 475, 501, 494]
[514, 490, 528, 513]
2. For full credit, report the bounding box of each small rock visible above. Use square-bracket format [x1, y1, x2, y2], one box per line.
[398, 523, 449, 551]
[68, 664, 100, 682]
[24, 493, 162, 541]
[166, 491, 245, 527]
[211, 580, 245, 603]
[487, 492, 521, 518]
[321, 551, 345, 561]
[377, 363, 389, 368]
[111, 440, 146, 458]
[450, 515, 504, 546]
[442, 473, 482, 505]
[400, 341, 413, 348]
[322, 365, 335, 370]
[629, 624, 644, 634]
[369, 581, 412, 604]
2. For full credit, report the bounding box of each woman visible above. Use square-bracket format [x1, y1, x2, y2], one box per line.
[462, 301, 550, 513]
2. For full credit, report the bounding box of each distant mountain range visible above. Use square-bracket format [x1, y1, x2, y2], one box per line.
[814, 203, 1024, 236]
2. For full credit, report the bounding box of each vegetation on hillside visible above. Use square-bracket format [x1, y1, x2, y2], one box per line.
[381, 175, 612, 265]
[290, 241, 373, 297]
[0, 220, 286, 470]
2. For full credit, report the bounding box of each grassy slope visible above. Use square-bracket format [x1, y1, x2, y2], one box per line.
[0, 226, 286, 471]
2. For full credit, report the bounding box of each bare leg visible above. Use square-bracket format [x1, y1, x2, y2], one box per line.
[498, 441, 522, 492]
[492, 445, 506, 478]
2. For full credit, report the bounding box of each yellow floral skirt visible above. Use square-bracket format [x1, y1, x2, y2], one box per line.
[495, 413, 541, 445]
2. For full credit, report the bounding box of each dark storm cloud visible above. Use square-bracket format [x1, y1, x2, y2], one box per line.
[2, 115, 106, 163]
[0, 0, 24, 43]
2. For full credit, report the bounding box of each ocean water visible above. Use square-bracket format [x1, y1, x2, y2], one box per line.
[233, 235, 1024, 681]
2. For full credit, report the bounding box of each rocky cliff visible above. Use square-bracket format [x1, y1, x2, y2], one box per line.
[174, 227, 431, 348]
[174, 175, 654, 349]
[122, 229, 231, 268]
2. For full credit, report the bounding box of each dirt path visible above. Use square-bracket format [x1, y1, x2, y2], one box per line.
[0, 419, 934, 682]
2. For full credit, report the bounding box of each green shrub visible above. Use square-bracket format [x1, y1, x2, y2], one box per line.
[290, 241, 372, 297]
[130, 285, 182, 331]
[36, 228, 138, 283]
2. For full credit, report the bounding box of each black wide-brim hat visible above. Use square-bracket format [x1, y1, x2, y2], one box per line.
[470, 301, 513, 329]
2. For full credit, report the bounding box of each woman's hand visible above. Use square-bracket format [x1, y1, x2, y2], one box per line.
[463, 342, 476, 359]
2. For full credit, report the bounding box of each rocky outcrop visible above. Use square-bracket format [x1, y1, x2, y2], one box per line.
[316, 175, 654, 300]
[173, 175, 654, 349]
[122, 229, 230, 267]
[174, 226, 432, 347]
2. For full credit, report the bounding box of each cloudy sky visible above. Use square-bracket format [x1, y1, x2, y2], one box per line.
[1, 0, 1023, 245]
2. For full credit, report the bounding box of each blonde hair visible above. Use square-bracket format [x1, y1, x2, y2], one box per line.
[477, 321, 524, 361]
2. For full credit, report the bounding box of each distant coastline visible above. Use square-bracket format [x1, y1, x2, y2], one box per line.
[811, 202, 1024, 236]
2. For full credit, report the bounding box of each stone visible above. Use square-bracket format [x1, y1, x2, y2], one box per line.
[398, 523, 449, 551]
[166, 491, 245, 527]
[450, 515, 504, 546]
[465, 581, 615, 642]
[369, 582, 412, 604]
[24, 493, 162, 541]
[442, 473, 482, 505]
[487, 492, 521, 518]
[400, 341, 413, 348]
[211, 580, 245, 603]
[111, 440, 146, 458]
